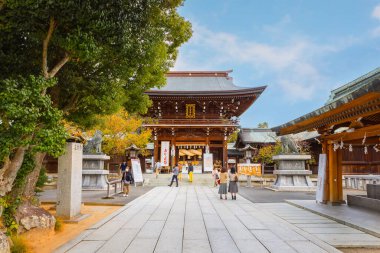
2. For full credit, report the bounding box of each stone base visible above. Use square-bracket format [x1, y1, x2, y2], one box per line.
[63, 213, 91, 224]
[269, 185, 316, 192]
[367, 184, 380, 200]
[271, 154, 315, 192]
[347, 195, 380, 212]
[82, 153, 110, 190]
[82, 170, 109, 190]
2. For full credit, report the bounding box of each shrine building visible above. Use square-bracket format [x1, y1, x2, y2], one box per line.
[273, 68, 380, 204]
[143, 70, 266, 173]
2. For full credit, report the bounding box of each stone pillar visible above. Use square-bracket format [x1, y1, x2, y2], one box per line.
[57, 142, 83, 219]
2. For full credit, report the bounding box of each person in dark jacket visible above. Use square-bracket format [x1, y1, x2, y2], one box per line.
[122, 166, 134, 197]
[168, 164, 179, 187]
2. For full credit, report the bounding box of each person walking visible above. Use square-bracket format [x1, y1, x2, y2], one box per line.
[218, 167, 228, 199]
[188, 162, 194, 183]
[168, 164, 179, 187]
[122, 166, 134, 197]
[228, 167, 238, 200]
[155, 161, 161, 179]
[119, 161, 127, 175]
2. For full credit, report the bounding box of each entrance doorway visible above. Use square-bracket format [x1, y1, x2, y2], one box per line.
[177, 143, 205, 173]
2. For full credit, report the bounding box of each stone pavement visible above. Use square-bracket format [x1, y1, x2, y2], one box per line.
[286, 199, 380, 238]
[256, 202, 380, 248]
[56, 186, 379, 253]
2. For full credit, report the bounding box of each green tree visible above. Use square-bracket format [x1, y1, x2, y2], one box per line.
[227, 130, 239, 143]
[0, 0, 191, 222]
[257, 122, 269, 128]
[254, 142, 281, 171]
[0, 76, 66, 196]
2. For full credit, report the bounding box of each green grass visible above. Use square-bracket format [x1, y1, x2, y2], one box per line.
[54, 217, 64, 232]
[10, 236, 28, 253]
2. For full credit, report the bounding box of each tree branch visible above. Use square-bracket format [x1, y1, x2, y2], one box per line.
[48, 52, 70, 78]
[42, 17, 56, 79]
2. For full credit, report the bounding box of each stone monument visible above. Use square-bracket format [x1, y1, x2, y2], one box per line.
[82, 130, 110, 190]
[57, 142, 83, 219]
[270, 136, 315, 191]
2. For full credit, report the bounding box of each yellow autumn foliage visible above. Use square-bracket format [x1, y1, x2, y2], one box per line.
[63, 120, 86, 143]
[95, 109, 151, 156]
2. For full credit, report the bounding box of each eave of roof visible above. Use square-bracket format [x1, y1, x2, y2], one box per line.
[272, 77, 380, 135]
[145, 86, 267, 97]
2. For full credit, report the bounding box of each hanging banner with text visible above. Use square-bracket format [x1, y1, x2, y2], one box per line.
[131, 158, 143, 183]
[161, 141, 170, 166]
[316, 154, 327, 203]
[237, 163, 262, 176]
[203, 153, 213, 172]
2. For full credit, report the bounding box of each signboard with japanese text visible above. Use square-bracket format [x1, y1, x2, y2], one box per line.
[237, 163, 262, 176]
[131, 158, 143, 183]
[316, 154, 327, 203]
[203, 153, 213, 172]
[161, 141, 170, 166]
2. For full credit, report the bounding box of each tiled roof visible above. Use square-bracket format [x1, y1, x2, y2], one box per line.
[151, 76, 249, 92]
[238, 128, 278, 144]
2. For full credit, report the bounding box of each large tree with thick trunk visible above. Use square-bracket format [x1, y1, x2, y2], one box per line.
[0, 0, 191, 230]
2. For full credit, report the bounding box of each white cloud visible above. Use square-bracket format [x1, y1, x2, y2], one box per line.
[371, 4, 380, 37]
[173, 23, 352, 101]
[372, 4, 380, 20]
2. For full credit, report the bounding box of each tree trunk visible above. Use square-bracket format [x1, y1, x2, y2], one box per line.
[0, 147, 26, 196]
[22, 152, 46, 200]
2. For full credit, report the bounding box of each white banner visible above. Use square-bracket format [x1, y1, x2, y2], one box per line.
[131, 158, 143, 183]
[161, 141, 170, 166]
[203, 153, 213, 172]
[316, 154, 327, 203]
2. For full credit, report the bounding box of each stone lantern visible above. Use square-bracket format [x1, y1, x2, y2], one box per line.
[238, 144, 257, 187]
[239, 144, 256, 164]
[126, 144, 140, 159]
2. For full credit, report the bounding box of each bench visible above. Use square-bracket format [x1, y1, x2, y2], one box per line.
[104, 177, 123, 199]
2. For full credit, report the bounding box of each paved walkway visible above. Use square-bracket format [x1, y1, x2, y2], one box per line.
[256, 202, 380, 248]
[286, 200, 380, 238]
[56, 186, 379, 253]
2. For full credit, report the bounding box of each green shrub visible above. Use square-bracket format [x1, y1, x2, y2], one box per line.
[36, 166, 48, 189]
[10, 236, 28, 253]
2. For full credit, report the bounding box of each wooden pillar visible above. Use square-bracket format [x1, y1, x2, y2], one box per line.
[154, 139, 159, 164]
[204, 137, 210, 173]
[328, 143, 339, 204]
[171, 137, 176, 167]
[223, 139, 228, 168]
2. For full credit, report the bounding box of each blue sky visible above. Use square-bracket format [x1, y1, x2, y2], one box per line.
[172, 0, 380, 128]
